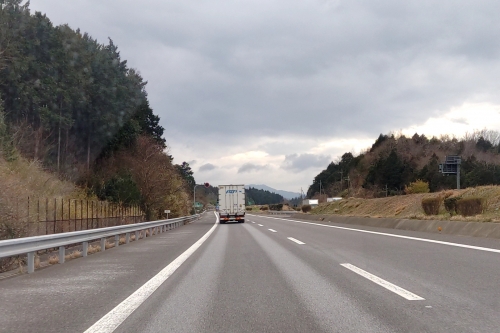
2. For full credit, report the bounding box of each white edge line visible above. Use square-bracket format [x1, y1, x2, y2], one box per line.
[287, 237, 305, 245]
[341, 263, 424, 301]
[268, 229, 277, 233]
[83, 212, 219, 333]
[248, 214, 500, 254]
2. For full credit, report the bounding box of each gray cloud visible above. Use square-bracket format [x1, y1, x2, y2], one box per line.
[238, 163, 269, 173]
[28, 0, 500, 190]
[281, 154, 331, 172]
[199, 163, 216, 172]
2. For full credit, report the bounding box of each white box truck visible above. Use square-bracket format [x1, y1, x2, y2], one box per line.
[218, 184, 246, 223]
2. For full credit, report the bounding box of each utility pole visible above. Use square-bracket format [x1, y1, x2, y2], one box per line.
[345, 176, 350, 197]
[339, 170, 343, 192]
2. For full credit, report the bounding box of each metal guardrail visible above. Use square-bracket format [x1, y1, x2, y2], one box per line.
[0, 215, 200, 274]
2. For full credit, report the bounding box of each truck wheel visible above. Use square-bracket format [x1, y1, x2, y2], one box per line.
[240, 219, 245, 223]
[220, 221, 226, 224]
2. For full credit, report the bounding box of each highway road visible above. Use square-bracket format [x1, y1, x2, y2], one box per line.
[2, 212, 500, 332]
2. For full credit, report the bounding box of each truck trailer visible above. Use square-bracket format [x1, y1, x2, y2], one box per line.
[218, 184, 246, 223]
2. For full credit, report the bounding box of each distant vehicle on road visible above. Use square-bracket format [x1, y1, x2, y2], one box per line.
[218, 184, 245, 223]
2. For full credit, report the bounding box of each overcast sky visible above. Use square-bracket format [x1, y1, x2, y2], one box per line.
[29, 0, 500, 192]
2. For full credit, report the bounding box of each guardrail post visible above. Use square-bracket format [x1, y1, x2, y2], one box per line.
[59, 246, 65, 264]
[135, 230, 139, 241]
[27, 252, 35, 274]
[82, 241, 88, 257]
[100, 238, 106, 251]
[149, 228, 152, 237]
[125, 232, 130, 244]
[114, 235, 120, 247]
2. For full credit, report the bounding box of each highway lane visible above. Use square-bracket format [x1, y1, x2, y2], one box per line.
[2, 212, 500, 332]
[245, 214, 500, 332]
[114, 213, 500, 332]
[0, 214, 215, 333]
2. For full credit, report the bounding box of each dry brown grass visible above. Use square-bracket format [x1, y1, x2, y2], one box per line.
[119, 237, 126, 245]
[312, 185, 500, 222]
[130, 235, 136, 241]
[48, 255, 59, 265]
[69, 250, 81, 259]
[34, 256, 41, 269]
[87, 244, 101, 254]
[105, 241, 114, 249]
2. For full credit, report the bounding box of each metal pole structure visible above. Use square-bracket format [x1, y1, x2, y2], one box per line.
[193, 184, 198, 214]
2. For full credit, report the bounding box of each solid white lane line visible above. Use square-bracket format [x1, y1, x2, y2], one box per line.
[268, 229, 277, 233]
[341, 263, 425, 301]
[287, 237, 305, 245]
[258, 224, 263, 226]
[83, 213, 219, 333]
[251, 215, 500, 254]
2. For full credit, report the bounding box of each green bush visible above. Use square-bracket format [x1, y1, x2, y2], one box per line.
[456, 197, 484, 216]
[421, 197, 441, 215]
[246, 207, 253, 211]
[260, 206, 269, 211]
[444, 197, 460, 215]
[301, 204, 312, 213]
[269, 203, 284, 211]
[405, 180, 430, 194]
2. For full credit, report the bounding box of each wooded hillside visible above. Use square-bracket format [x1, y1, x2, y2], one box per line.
[0, 1, 192, 219]
[308, 131, 500, 199]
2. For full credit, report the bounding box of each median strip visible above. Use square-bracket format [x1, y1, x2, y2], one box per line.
[341, 263, 424, 301]
[287, 237, 305, 245]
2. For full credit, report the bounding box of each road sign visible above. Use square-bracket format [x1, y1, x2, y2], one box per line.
[164, 210, 171, 214]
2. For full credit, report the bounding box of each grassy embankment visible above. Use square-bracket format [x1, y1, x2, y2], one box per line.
[0, 157, 85, 223]
[311, 186, 500, 222]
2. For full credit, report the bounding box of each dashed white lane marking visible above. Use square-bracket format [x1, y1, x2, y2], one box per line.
[83, 213, 219, 333]
[341, 263, 425, 301]
[268, 229, 277, 233]
[287, 237, 305, 245]
[258, 224, 263, 226]
[251, 215, 500, 254]
[252, 221, 255, 223]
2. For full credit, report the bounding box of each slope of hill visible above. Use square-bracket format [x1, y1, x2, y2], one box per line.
[311, 185, 500, 222]
[308, 131, 500, 199]
[246, 184, 301, 200]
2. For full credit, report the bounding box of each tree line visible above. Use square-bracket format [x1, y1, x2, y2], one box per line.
[0, 1, 191, 219]
[308, 131, 500, 198]
[246, 187, 284, 205]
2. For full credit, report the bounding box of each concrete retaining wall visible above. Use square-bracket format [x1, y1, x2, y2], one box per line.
[278, 213, 500, 239]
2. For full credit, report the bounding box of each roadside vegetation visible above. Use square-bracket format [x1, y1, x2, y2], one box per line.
[307, 130, 500, 200]
[310, 185, 500, 222]
[0, 0, 194, 229]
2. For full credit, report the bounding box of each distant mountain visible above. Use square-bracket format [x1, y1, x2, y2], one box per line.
[246, 184, 301, 200]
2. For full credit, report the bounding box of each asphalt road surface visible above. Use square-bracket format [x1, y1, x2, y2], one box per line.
[2, 212, 500, 332]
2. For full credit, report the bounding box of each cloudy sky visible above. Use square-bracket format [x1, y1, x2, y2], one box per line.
[29, 0, 500, 192]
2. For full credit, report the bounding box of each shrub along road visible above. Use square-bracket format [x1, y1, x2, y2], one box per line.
[2, 212, 500, 332]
